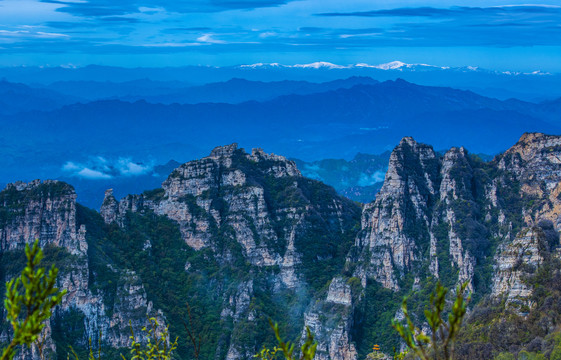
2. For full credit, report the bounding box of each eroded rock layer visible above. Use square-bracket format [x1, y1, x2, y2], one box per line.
[3, 134, 561, 360]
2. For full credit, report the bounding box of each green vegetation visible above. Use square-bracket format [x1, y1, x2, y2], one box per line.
[254, 320, 316, 360]
[392, 281, 470, 360]
[353, 280, 402, 354]
[1, 240, 66, 360]
[120, 318, 178, 360]
[455, 223, 561, 359]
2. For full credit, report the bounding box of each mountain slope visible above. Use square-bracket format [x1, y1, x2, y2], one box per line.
[3, 134, 561, 359]
[306, 132, 561, 359]
[0, 80, 80, 115]
[0, 145, 362, 360]
[41, 77, 380, 104]
[1, 79, 559, 188]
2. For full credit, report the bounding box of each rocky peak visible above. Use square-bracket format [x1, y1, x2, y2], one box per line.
[100, 188, 119, 224]
[90, 145, 360, 360]
[0, 180, 87, 255]
[382, 136, 438, 198]
[439, 147, 471, 202]
[162, 144, 300, 201]
[498, 133, 561, 182]
[106, 144, 356, 274]
[249, 147, 301, 178]
[504, 132, 561, 163]
[209, 143, 239, 160]
[354, 137, 440, 290]
[494, 132, 561, 233]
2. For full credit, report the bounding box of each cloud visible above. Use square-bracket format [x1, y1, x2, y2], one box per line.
[357, 170, 385, 187]
[77, 168, 113, 179]
[116, 158, 152, 176]
[197, 34, 226, 44]
[0, 28, 70, 40]
[317, 5, 561, 18]
[307, 5, 561, 48]
[41, 0, 297, 18]
[3, 2, 561, 64]
[62, 161, 80, 171]
[62, 156, 153, 179]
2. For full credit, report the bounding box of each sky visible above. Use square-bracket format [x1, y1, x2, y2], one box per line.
[0, 0, 560, 71]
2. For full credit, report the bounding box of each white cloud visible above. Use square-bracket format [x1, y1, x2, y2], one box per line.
[357, 170, 386, 186]
[62, 156, 153, 179]
[116, 158, 152, 176]
[197, 34, 226, 44]
[62, 161, 80, 171]
[77, 168, 112, 179]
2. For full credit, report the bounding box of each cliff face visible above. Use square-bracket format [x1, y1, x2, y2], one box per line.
[352, 137, 439, 291]
[0, 180, 87, 255]
[2, 134, 561, 360]
[346, 137, 488, 296]
[310, 133, 561, 359]
[351, 133, 561, 296]
[99, 144, 362, 360]
[0, 180, 164, 360]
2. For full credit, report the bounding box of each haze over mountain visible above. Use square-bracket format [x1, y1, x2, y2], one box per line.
[0, 80, 81, 115]
[37, 76, 380, 104]
[2, 62, 560, 101]
[1, 76, 560, 196]
[3, 0, 561, 359]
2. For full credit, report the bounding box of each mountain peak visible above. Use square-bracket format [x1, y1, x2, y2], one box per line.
[292, 62, 347, 69]
[398, 136, 418, 148]
[518, 132, 548, 144]
[503, 132, 561, 164]
[209, 143, 239, 159]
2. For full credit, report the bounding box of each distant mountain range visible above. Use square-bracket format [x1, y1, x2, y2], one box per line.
[37, 76, 380, 104]
[1, 62, 560, 101]
[1, 75, 560, 197]
[0, 80, 80, 115]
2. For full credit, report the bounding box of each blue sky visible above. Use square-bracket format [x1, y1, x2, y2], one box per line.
[0, 0, 560, 71]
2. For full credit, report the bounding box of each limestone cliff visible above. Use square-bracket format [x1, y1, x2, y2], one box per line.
[0, 180, 164, 359]
[3, 134, 561, 360]
[99, 144, 362, 360]
[0, 180, 87, 255]
[310, 133, 561, 359]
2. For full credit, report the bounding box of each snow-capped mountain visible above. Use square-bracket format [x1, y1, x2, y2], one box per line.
[236, 61, 548, 76]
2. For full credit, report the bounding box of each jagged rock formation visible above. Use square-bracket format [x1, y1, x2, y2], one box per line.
[309, 133, 561, 360]
[491, 227, 545, 310]
[0, 180, 87, 255]
[98, 144, 361, 360]
[3, 134, 561, 360]
[351, 133, 561, 296]
[0, 180, 164, 360]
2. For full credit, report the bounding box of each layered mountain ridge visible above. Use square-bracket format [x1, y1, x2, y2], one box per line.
[2, 134, 561, 359]
[2, 77, 561, 192]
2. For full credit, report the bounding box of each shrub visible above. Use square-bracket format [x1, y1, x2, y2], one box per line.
[254, 320, 316, 360]
[392, 282, 470, 360]
[1, 240, 66, 360]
